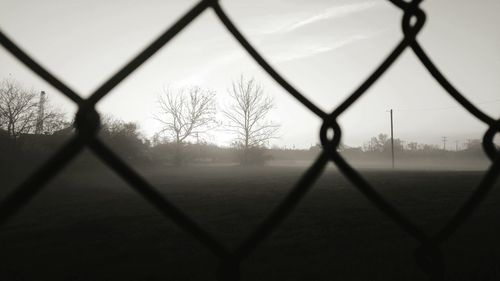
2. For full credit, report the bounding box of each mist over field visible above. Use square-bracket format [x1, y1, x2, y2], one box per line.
[1, 161, 500, 281]
[0, 123, 496, 280]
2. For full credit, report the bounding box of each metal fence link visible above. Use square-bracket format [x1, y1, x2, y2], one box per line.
[0, 0, 499, 280]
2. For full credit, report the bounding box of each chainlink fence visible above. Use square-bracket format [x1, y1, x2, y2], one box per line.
[0, 0, 499, 280]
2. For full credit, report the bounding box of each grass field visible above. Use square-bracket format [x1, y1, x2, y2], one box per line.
[0, 163, 499, 281]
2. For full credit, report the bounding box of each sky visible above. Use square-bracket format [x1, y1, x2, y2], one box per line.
[0, 0, 499, 149]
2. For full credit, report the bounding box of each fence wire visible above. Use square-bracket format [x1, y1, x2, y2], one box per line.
[0, 0, 499, 280]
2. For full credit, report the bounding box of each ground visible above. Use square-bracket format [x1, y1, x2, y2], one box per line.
[0, 163, 499, 281]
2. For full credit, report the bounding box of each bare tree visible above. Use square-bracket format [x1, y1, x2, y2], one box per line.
[0, 79, 68, 140]
[99, 114, 148, 161]
[155, 86, 216, 165]
[0, 79, 39, 139]
[223, 76, 279, 164]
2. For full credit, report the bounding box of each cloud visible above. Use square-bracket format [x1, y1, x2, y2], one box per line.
[173, 30, 384, 86]
[281, 2, 378, 33]
[172, 50, 245, 87]
[271, 34, 373, 62]
[243, 1, 380, 37]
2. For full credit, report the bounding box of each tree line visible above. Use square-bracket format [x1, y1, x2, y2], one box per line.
[0, 76, 280, 167]
[359, 133, 484, 155]
[1, 76, 492, 171]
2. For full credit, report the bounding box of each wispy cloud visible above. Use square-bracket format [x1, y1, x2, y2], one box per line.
[173, 50, 245, 87]
[172, 1, 385, 86]
[271, 34, 374, 62]
[280, 2, 378, 33]
[174, 28, 385, 86]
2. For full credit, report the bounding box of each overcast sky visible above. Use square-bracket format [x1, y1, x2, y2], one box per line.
[1, 0, 499, 148]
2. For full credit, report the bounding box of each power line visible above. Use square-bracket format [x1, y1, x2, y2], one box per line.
[394, 98, 500, 112]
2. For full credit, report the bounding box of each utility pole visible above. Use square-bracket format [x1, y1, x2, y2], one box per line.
[389, 109, 394, 169]
[442, 136, 447, 150]
[455, 140, 459, 151]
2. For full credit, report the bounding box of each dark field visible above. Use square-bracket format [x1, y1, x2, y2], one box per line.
[1, 164, 500, 281]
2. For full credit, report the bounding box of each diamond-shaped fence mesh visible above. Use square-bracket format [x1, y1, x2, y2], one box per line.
[0, 0, 499, 280]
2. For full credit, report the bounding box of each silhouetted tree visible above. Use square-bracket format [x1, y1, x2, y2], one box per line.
[100, 115, 148, 162]
[0, 78, 68, 140]
[407, 142, 418, 151]
[155, 86, 216, 165]
[223, 76, 279, 165]
[465, 139, 482, 151]
[0, 79, 38, 139]
[364, 133, 404, 153]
